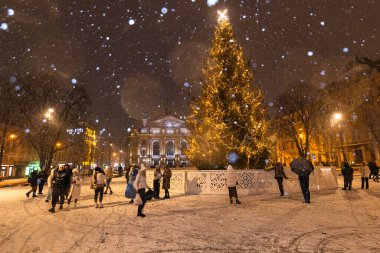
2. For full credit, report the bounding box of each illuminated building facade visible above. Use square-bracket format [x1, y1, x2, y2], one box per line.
[125, 116, 191, 167]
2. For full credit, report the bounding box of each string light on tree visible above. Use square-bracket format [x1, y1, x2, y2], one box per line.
[187, 10, 271, 169]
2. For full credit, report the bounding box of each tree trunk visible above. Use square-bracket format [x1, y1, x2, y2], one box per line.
[0, 122, 9, 168]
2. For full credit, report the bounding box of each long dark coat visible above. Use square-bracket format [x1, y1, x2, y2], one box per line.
[162, 169, 172, 190]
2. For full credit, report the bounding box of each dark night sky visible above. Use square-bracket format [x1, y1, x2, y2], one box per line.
[1, 0, 379, 138]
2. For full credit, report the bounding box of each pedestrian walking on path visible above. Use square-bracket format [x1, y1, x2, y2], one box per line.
[162, 166, 172, 199]
[49, 165, 69, 213]
[153, 166, 162, 199]
[341, 162, 354, 190]
[266, 162, 289, 196]
[45, 168, 56, 202]
[92, 167, 106, 208]
[225, 165, 241, 204]
[125, 166, 139, 203]
[134, 165, 148, 217]
[360, 162, 370, 190]
[104, 166, 113, 195]
[37, 169, 48, 195]
[290, 156, 314, 204]
[67, 168, 82, 209]
[64, 164, 72, 200]
[26, 170, 38, 198]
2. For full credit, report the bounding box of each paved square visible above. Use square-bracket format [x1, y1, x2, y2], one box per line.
[0, 175, 379, 253]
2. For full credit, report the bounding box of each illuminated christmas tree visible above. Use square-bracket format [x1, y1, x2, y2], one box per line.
[187, 10, 271, 169]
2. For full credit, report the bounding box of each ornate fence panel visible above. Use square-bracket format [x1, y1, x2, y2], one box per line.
[146, 167, 337, 195]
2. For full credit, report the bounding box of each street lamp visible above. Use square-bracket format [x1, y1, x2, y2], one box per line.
[332, 112, 347, 164]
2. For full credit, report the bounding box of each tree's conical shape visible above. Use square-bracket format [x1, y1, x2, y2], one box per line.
[187, 17, 271, 169]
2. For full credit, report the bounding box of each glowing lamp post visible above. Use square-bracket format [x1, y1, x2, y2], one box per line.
[332, 112, 347, 164]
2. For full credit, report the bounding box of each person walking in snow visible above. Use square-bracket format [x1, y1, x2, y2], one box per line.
[45, 168, 56, 203]
[26, 170, 38, 198]
[225, 165, 241, 204]
[37, 169, 48, 195]
[92, 167, 106, 208]
[64, 164, 72, 200]
[360, 162, 370, 190]
[162, 166, 172, 199]
[126, 166, 138, 203]
[49, 165, 69, 213]
[67, 168, 82, 209]
[341, 162, 354, 190]
[153, 166, 162, 199]
[104, 166, 113, 195]
[134, 165, 148, 217]
[266, 162, 289, 196]
[290, 157, 314, 204]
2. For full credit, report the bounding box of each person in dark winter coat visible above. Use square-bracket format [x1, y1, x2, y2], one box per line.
[125, 166, 131, 182]
[369, 162, 379, 182]
[153, 166, 162, 199]
[64, 164, 72, 199]
[49, 165, 69, 213]
[267, 163, 289, 196]
[26, 170, 38, 198]
[37, 169, 48, 194]
[341, 162, 354, 190]
[290, 157, 314, 204]
[162, 166, 172, 199]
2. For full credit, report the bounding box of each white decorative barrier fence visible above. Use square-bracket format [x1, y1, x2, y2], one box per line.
[146, 167, 338, 195]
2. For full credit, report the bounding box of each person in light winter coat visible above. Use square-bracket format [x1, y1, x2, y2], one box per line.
[360, 162, 370, 189]
[104, 166, 113, 195]
[67, 168, 82, 208]
[45, 168, 56, 202]
[134, 165, 148, 217]
[153, 166, 162, 199]
[225, 165, 241, 204]
[92, 167, 106, 208]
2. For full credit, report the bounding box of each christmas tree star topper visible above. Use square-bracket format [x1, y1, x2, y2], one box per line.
[217, 9, 228, 22]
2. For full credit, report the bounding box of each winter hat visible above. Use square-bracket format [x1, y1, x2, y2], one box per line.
[227, 165, 234, 170]
[94, 167, 102, 172]
[72, 168, 79, 174]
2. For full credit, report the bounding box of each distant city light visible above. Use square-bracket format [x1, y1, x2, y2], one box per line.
[1, 23, 9, 30]
[342, 47, 349, 53]
[7, 9, 15, 16]
[71, 78, 78, 85]
[307, 51, 314, 57]
[161, 7, 168, 14]
[129, 19, 135, 25]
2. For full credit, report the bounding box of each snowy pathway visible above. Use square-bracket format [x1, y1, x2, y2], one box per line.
[0, 176, 379, 253]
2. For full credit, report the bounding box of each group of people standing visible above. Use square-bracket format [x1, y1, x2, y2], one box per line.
[341, 161, 379, 190]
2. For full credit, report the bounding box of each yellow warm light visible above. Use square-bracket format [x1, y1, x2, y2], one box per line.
[217, 9, 228, 22]
[333, 112, 342, 121]
[48, 108, 54, 113]
[10, 134, 16, 139]
[56, 142, 62, 147]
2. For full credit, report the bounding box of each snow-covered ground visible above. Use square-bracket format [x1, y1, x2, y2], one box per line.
[0, 175, 379, 253]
